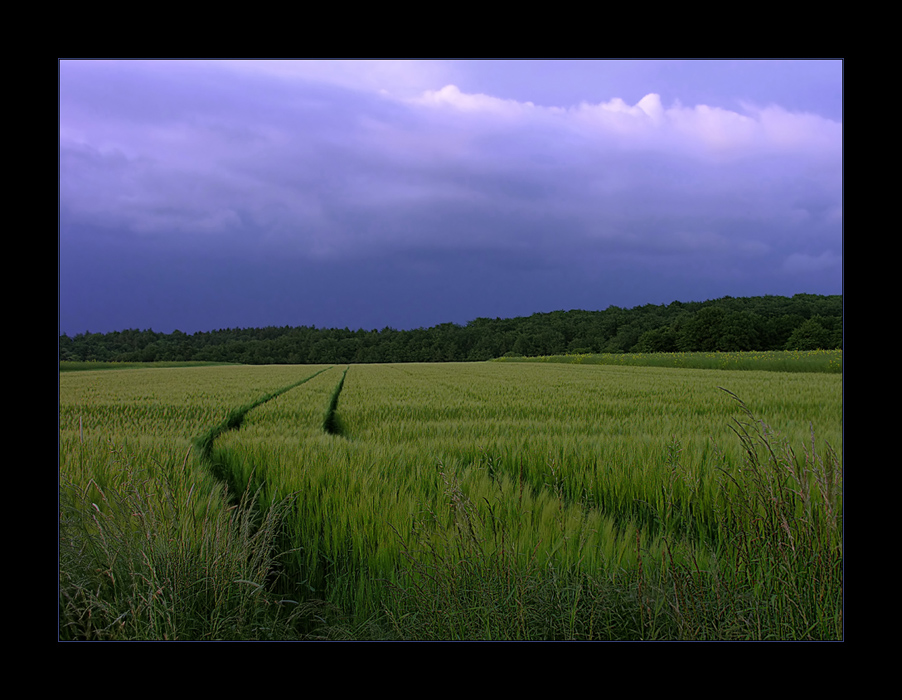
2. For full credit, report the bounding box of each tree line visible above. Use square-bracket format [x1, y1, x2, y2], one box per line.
[59, 294, 842, 365]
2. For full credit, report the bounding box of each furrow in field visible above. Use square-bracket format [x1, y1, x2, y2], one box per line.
[323, 367, 350, 436]
[193, 366, 334, 497]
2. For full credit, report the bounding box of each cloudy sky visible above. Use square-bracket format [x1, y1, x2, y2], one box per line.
[59, 60, 842, 335]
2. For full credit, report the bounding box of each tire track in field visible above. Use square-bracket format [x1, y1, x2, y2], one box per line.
[193, 367, 333, 495]
[323, 366, 350, 436]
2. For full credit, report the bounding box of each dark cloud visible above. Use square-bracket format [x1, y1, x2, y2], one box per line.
[59, 60, 842, 335]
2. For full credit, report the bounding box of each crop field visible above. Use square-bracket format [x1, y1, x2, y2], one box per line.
[497, 349, 842, 373]
[59, 359, 842, 640]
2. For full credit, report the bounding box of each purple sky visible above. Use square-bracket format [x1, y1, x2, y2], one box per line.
[59, 60, 842, 335]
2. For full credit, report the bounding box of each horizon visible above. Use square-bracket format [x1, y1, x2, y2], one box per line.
[60, 60, 843, 336]
[59, 290, 841, 337]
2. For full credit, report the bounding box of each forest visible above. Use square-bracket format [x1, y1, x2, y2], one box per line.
[59, 293, 842, 365]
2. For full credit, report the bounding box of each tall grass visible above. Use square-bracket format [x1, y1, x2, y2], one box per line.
[709, 391, 843, 638]
[59, 365, 338, 640]
[204, 364, 840, 638]
[60, 362, 842, 639]
[58, 450, 314, 640]
[379, 408, 842, 640]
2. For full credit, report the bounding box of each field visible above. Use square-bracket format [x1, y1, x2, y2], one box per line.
[496, 349, 842, 373]
[59, 357, 843, 640]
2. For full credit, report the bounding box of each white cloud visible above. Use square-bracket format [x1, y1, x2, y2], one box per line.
[402, 85, 841, 162]
[409, 84, 536, 117]
[636, 93, 665, 124]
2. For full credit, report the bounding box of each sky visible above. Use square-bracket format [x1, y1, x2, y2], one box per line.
[59, 60, 842, 335]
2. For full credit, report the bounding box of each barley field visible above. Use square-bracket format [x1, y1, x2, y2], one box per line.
[59, 359, 842, 640]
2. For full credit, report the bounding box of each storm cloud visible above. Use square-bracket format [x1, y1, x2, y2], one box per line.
[59, 60, 842, 335]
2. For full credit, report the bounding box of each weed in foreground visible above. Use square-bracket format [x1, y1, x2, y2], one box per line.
[59, 449, 313, 641]
[709, 390, 843, 639]
[376, 402, 842, 640]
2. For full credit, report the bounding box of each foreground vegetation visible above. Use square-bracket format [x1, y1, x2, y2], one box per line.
[59, 361, 842, 640]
